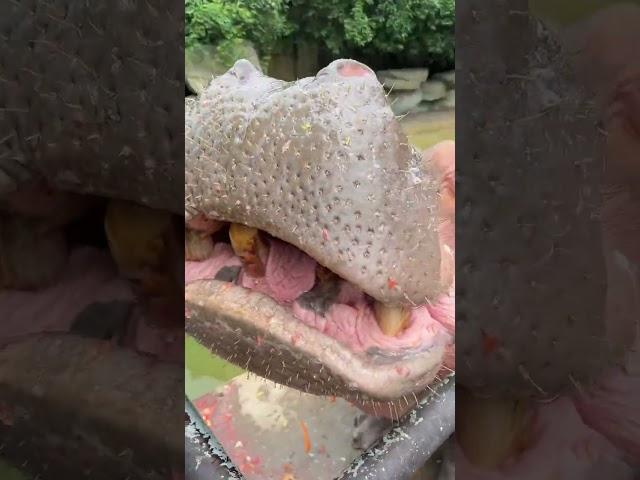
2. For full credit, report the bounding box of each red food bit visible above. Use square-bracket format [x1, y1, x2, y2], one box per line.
[387, 277, 398, 289]
[481, 330, 501, 355]
[290, 332, 302, 346]
[322, 228, 329, 241]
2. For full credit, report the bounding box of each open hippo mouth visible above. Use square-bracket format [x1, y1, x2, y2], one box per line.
[185, 59, 455, 405]
[0, 184, 185, 362]
[0, 1, 185, 360]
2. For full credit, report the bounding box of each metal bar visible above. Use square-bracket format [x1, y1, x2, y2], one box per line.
[336, 376, 455, 480]
[185, 397, 246, 480]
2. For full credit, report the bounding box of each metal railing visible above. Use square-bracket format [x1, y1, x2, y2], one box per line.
[185, 376, 455, 480]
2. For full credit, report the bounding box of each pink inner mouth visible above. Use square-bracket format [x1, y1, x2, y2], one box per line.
[185, 237, 454, 354]
[0, 247, 184, 363]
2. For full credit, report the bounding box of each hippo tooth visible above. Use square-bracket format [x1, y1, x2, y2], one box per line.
[185, 229, 215, 261]
[228, 223, 268, 277]
[373, 302, 411, 337]
[457, 389, 534, 468]
[104, 199, 173, 281]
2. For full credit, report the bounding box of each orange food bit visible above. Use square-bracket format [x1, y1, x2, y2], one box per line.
[387, 277, 398, 289]
[299, 420, 312, 454]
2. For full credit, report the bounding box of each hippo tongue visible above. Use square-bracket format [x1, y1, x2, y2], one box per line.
[239, 238, 316, 303]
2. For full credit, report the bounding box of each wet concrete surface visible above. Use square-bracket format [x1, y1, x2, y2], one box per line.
[191, 374, 363, 480]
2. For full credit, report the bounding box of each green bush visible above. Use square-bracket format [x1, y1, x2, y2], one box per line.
[185, 0, 454, 71]
[288, 0, 454, 69]
[185, 0, 291, 53]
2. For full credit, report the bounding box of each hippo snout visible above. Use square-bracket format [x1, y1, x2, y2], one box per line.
[186, 58, 448, 306]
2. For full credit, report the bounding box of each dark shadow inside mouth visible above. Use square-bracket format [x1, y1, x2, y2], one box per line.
[64, 200, 109, 249]
[0, 189, 184, 362]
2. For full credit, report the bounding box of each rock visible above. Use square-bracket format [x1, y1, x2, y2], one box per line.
[432, 90, 455, 110]
[377, 68, 429, 90]
[388, 89, 423, 115]
[185, 41, 261, 94]
[412, 101, 438, 113]
[442, 90, 455, 108]
[432, 70, 455, 88]
[421, 80, 448, 101]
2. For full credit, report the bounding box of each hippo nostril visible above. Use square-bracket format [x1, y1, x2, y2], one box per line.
[337, 61, 374, 78]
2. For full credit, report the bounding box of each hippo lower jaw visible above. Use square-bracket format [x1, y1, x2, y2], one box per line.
[185, 280, 449, 403]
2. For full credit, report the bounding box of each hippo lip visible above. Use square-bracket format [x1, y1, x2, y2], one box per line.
[185, 278, 449, 402]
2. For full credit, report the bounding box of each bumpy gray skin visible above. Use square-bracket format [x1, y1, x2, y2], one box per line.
[0, 1, 183, 214]
[186, 59, 444, 306]
[456, 5, 631, 397]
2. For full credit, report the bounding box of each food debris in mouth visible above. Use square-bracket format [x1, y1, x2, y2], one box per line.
[185, 221, 454, 353]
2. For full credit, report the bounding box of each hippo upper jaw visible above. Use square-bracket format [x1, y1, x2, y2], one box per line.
[186, 58, 447, 307]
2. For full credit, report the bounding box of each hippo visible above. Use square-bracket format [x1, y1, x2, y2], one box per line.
[184, 58, 455, 412]
[0, 2, 184, 478]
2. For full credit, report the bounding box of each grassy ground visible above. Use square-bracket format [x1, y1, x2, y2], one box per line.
[402, 110, 455, 150]
[0, 462, 27, 479]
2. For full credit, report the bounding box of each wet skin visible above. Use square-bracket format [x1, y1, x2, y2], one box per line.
[185, 59, 455, 411]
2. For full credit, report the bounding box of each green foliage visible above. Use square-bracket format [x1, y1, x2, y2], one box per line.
[289, 0, 453, 65]
[185, 0, 291, 54]
[185, 0, 454, 70]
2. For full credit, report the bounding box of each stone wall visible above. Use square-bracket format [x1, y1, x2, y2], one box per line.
[377, 68, 455, 116]
[185, 41, 455, 117]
